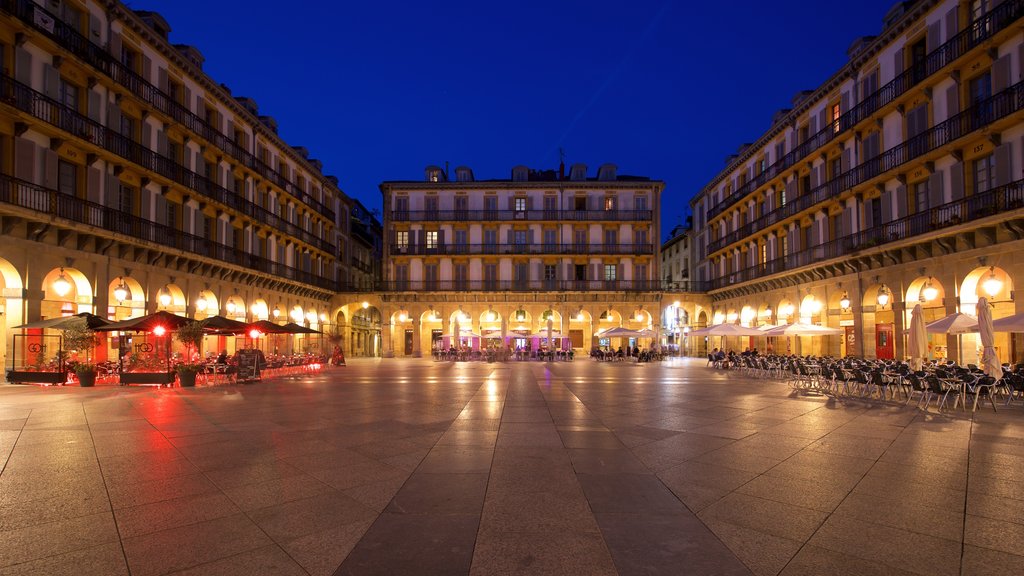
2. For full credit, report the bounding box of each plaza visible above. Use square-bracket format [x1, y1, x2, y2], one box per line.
[1, 358, 1022, 576]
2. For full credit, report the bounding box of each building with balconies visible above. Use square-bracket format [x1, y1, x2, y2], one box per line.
[691, 0, 1024, 364]
[0, 0, 372, 371]
[378, 163, 705, 357]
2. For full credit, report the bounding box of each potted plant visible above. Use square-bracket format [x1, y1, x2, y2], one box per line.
[175, 321, 206, 387]
[62, 318, 100, 387]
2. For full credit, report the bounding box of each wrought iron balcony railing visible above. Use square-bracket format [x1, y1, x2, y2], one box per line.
[372, 279, 683, 292]
[707, 78, 1024, 254]
[388, 243, 654, 256]
[705, 0, 1024, 222]
[0, 73, 336, 255]
[0, 0, 335, 222]
[0, 172, 337, 291]
[709, 177, 1024, 290]
[389, 209, 653, 222]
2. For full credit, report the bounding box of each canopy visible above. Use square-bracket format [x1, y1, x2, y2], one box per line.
[689, 324, 763, 337]
[248, 320, 296, 334]
[977, 297, 1002, 378]
[923, 312, 978, 334]
[95, 310, 191, 332]
[757, 324, 782, 332]
[762, 323, 843, 337]
[907, 304, 928, 371]
[200, 315, 250, 334]
[530, 331, 567, 339]
[438, 332, 483, 339]
[482, 330, 504, 339]
[15, 312, 110, 330]
[992, 312, 1024, 333]
[281, 322, 321, 335]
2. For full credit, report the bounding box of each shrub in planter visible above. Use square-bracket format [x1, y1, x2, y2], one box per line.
[75, 363, 97, 387]
[176, 363, 202, 387]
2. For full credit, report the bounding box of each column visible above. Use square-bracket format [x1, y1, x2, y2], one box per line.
[893, 300, 906, 361]
[382, 322, 394, 358]
[945, 296, 960, 364]
[411, 318, 422, 358]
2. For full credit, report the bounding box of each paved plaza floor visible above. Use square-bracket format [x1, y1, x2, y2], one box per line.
[1, 358, 1023, 575]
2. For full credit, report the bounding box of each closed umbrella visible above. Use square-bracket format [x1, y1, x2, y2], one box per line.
[977, 297, 1002, 379]
[907, 303, 927, 371]
[546, 317, 554, 349]
[453, 317, 460, 346]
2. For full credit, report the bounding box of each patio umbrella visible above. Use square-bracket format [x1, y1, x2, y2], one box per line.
[992, 312, 1024, 332]
[907, 303, 927, 371]
[15, 312, 110, 330]
[977, 297, 1001, 378]
[762, 323, 843, 336]
[200, 315, 249, 334]
[923, 313, 978, 334]
[281, 322, 321, 334]
[95, 310, 191, 332]
[248, 320, 295, 334]
[599, 326, 649, 338]
[689, 324, 762, 337]
[453, 317, 460, 344]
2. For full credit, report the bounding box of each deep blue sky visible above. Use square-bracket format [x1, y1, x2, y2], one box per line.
[143, 0, 896, 235]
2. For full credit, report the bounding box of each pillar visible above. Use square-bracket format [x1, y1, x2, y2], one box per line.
[946, 295, 960, 364]
[893, 300, 906, 361]
[411, 318, 421, 358]
[382, 322, 394, 358]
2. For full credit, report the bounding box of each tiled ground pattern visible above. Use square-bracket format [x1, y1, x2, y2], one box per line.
[0, 359, 1022, 575]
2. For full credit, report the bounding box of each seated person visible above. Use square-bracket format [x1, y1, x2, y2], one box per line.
[216, 350, 228, 365]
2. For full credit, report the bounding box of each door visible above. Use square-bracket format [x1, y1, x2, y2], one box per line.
[844, 326, 857, 357]
[404, 329, 413, 356]
[875, 324, 894, 359]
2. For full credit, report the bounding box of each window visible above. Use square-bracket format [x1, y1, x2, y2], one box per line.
[425, 230, 438, 249]
[543, 264, 557, 288]
[58, 78, 79, 111]
[800, 174, 811, 196]
[168, 141, 182, 164]
[120, 45, 137, 71]
[425, 196, 439, 215]
[831, 103, 841, 133]
[484, 264, 498, 289]
[830, 157, 842, 180]
[758, 158, 767, 175]
[543, 196, 557, 212]
[973, 154, 995, 194]
[454, 264, 468, 290]
[604, 264, 617, 282]
[635, 264, 647, 283]
[543, 229, 556, 248]
[635, 229, 648, 247]
[118, 184, 134, 215]
[604, 196, 617, 210]
[514, 263, 529, 287]
[779, 188, 786, 207]
[454, 196, 468, 215]
[56, 1, 83, 29]
[781, 235, 789, 258]
[394, 196, 409, 218]
[574, 196, 587, 210]
[514, 197, 527, 212]
[57, 160, 76, 196]
[483, 228, 497, 247]
[603, 229, 617, 245]
[424, 264, 439, 286]
[167, 78, 182, 104]
[454, 229, 467, 248]
[575, 264, 587, 281]
[120, 115, 136, 140]
[635, 195, 647, 211]
[574, 229, 587, 250]
[395, 264, 409, 290]
[395, 230, 409, 248]
[165, 201, 178, 228]
[914, 180, 930, 213]
[760, 244, 767, 264]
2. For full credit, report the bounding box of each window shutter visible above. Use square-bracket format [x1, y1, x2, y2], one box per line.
[808, 115, 817, 135]
[87, 166, 103, 204]
[785, 179, 797, 200]
[157, 67, 169, 92]
[616, 263, 623, 282]
[949, 162, 964, 200]
[41, 147, 57, 189]
[526, 196, 534, 210]
[591, 263, 599, 281]
[994, 142, 1012, 186]
[142, 54, 152, 82]
[928, 171, 944, 208]
[142, 121, 152, 150]
[87, 89, 102, 122]
[926, 21, 940, 53]
[809, 166, 818, 188]
[506, 229, 513, 245]
[107, 102, 121, 133]
[864, 200, 874, 229]
[841, 148, 851, 172]
[140, 187, 152, 221]
[946, 84, 960, 118]
[844, 204, 855, 236]
[155, 194, 168, 226]
[157, 130, 168, 156]
[993, 54, 1011, 93]
[765, 188, 775, 212]
[893, 47, 904, 77]
[226, 170, 235, 193]
[790, 224, 801, 252]
[821, 216, 831, 244]
[840, 91, 850, 114]
[14, 137, 35, 182]
[13, 48, 31, 92]
[105, 173, 119, 209]
[507, 196, 514, 210]
[533, 262, 542, 282]
[226, 119, 235, 140]
[818, 165, 827, 188]
[108, 31, 121, 58]
[945, 8, 958, 42]
[183, 85, 192, 112]
[43, 63, 60, 99]
[881, 188, 893, 223]
[818, 108, 827, 135]
[89, 13, 102, 42]
[438, 229, 445, 247]
[895, 185, 907, 219]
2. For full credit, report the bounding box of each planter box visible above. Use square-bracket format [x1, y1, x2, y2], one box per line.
[6, 370, 66, 384]
[119, 372, 175, 385]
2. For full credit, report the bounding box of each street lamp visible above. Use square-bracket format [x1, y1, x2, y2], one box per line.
[157, 286, 172, 307]
[682, 326, 690, 357]
[52, 267, 72, 297]
[113, 278, 129, 303]
[982, 267, 1003, 298]
[922, 278, 939, 302]
[876, 285, 891, 307]
[195, 296, 208, 312]
[272, 306, 281, 319]
[839, 292, 851, 311]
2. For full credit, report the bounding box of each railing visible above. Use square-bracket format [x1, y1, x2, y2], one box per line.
[0, 0, 336, 222]
[0, 73, 337, 255]
[0, 172, 337, 291]
[709, 177, 1024, 290]
[708, 78, 1024, 254]
[373, 280, 672, 292]
[351, 258, 374, 273]
[389, 243, 654, 256]
[705, 0, 1024, 221]
[389, 209, 654, 222]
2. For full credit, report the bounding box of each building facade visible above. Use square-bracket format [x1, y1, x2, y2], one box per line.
[0, 0, 381, 371]
[377, 163, 708, 356]
[660, 222, 693, 292]
[692, 0, 1024, 363]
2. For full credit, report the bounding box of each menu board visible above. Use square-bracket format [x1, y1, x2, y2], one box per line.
[235, 349, 261, 382]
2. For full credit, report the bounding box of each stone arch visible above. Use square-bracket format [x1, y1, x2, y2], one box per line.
[195, 289, 219, 319]
[41, 266, 92, 315]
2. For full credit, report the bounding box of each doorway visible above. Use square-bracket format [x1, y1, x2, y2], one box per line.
[875, 324, 894, 359]
[404, 329, 413, 356]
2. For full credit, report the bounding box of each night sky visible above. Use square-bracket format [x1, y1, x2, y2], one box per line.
[143, 0, 897, 235]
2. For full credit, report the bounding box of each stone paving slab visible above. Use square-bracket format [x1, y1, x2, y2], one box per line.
[1, 358, 1023, 575]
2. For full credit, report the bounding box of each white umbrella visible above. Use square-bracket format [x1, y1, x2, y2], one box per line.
[992, 312, 1024, 332]
[977, 297, 1001, 379]
[924, 313, 978, 334]
[907, 303, 927, 371]
[600, 326, 648, 338]
[757, 324, 782, 332]
[453, 317, 461, 345]
[761, 323, 842, 337]
[689, 324, 763, 337]
[501, 315, 508, 342]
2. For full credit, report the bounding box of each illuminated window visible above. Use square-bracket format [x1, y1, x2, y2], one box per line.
[425, 231, 438, 249]
[514, 197, 527, 211]
[604, 264, 617, 281]
[396, 230, 409, 247]
[604, 196, 617, 210]
[761, 244, 767, 264]
[832, 103, 841, 133]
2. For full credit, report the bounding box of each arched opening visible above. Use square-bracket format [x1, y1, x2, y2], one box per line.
[863, 283, 896, 359]
[0, 257, 25, 376]
[351, 304, 381, 357]
[108, 276, 145, 321]
[155, 283, 186, 315]
[194, 290, 219, 320]
[961, 266, 1015, 365]
[904, 276, 948, 362]
[224, 295, 247, 322]
[41, 267, 92, 318]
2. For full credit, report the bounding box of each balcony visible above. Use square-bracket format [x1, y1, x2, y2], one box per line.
[709, 177, 1024, 290]
[375, 280, 667, 292]
[0, 172, 337, 291]
[0, 0, 335, 222]
[388, 243, 654, 256]
[0, 73, 336, 255]
[389, 209, 653, 222]
[707, 78, 1024, 255]
[705, 0, 1024, 222]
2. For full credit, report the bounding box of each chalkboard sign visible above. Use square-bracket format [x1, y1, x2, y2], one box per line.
[235, 349, 261, 382]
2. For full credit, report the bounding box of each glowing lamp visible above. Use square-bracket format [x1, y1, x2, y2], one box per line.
[319, 313, 327, 322]
[52, 268, 72, 297]
[839, 292, 851, 310]
[982, 267, 1003, 297]
[114, 279, 129, 303]
[158, 288, 171, 307]
[487, 311, 496, 322]
[362, 301, 369, 309]
[152, 325, 166, 337]
[291, 308, 303, 322]
[195, 296, 208, 311]
[272, 306, 280, 319]
[876, 285, 890, 307]
[249, 328, 262, 339]
[922, 279, 939, 302]
[398, 312, 408, 322]
[306, 311, 316, 323]
[226, 301, 237, 314]
[673, 300, 681, 307]
[576, 313, 584, 321]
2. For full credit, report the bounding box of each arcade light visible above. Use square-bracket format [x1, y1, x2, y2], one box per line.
[839, 292, 851, 310]
[157, 286, 172, 307]
[922, 278, 939, 302]
[52, 268, 71, 297]
[982, 267, 1003, 297]
[195, 296, 208, 311]
[113, 278, 129, 303]
[876, 285, 891, 307]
